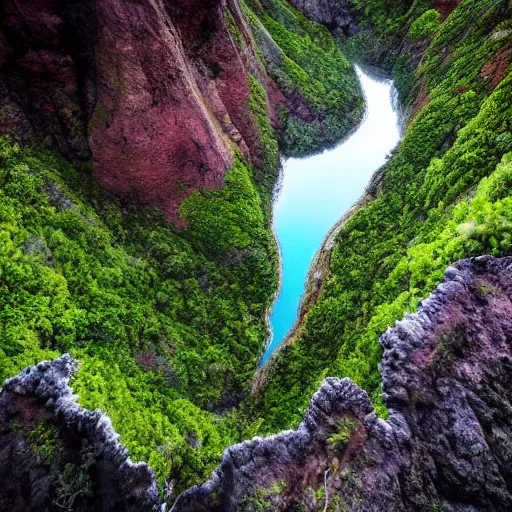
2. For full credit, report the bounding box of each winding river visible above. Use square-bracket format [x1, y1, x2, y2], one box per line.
[262, 67, 401, 365]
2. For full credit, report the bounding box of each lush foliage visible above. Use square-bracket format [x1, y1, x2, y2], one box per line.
[243, 0, 364, 156]
[0, 137, 278, 492]
[257, 0, 512, 432]
[248, 74, 280, 216]
[0, 0, 364, 495]
[408, 9, 440, 41]
[343, 0, 417, 68]
[350, 0, 415, 36]
[343, 0, 440, 103]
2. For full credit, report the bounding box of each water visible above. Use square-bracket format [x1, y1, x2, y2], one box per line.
[261, 67, 401, 365]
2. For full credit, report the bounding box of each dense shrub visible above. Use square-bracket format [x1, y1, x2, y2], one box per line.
[244, 0, 364, 156]
[256, 0, 512, 432]
[408, 9, 440, 40]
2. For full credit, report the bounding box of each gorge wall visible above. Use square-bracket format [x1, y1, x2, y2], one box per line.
[1, 0, 357, 221]
[0, 0, 275, 220]
[0, 0, 366, 501]
[1, 0, 512, 510]
[2, 256, 512, 511]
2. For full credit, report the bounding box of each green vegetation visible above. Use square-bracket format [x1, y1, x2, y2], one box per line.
[0, 0, 366, 498]
[243, 0, 364, 155]
[257, 0, 512, 432]
[350, 0, 415, 36]
[0, 136, 277, 492]
[225, 8, 244, 51]
[342, 0, 417, 70]
[408, 9, 441, 41]
[240, 480, 287, 511]
[327, 417, 358, 447]
[344, 0, 442, 102]
[27, 423, 60, 466]
[248, 74, 280, 215]
[25, 422, 95, 508]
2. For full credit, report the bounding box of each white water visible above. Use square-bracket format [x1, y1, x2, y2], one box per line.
[262, 67, 401, 365]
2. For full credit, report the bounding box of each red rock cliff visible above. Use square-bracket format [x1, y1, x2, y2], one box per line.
[0, 0, 282, 221]
[434, 0, 463, 19]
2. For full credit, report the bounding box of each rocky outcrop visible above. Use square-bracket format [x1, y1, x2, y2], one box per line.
[3, 257, 512, 511]
[288, 0, 462, 37]
[288, 0, 356, 36]
[173, 256, 512, 511]
[0, 0, 282, 221]
[0, 355, 159, 512]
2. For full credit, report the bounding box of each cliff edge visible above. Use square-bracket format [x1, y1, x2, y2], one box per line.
[3, 256, 512, 510]
[173, 255, 512, 511]
[0, 355, 160, 511]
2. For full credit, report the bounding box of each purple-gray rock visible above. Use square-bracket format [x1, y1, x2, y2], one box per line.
[2, 256, 512, 511]
[172, 256, 512, 511]
[288, 0, 356, 36]
[0, 354, 160, 512]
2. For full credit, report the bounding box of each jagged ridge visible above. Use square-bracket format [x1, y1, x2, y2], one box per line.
[3, 256, 512, 511]
[173, 255, 512, 510]
[0, 355, 160, 511]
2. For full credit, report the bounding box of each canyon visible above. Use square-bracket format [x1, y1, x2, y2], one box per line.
[0, 0, 511, 510]
[262, 68, 400, 364]
[0, 0, 352, 221]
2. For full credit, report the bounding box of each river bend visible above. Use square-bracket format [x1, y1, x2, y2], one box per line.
[262, 67, 401, 365]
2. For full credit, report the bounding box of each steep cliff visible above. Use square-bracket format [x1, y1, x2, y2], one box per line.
[174, 256, 512, 511]
[0, 354, 160, 512]
[3, 256, 512, 511]
[0, 0, 362, 220]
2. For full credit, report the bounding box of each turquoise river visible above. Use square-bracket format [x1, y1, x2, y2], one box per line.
[262, 67, 401, 364]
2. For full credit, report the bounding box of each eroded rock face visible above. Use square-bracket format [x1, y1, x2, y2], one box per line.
[0, 0, 281, 221]
[434, 0, 463, 19]
[287, 0, 356, 36]
[0, 1, 96, 158]
[89, 0, 237, 221]
[0, 355, 159, 512]
[172, 256, 512, 511]
[3, 257, 512, 511]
